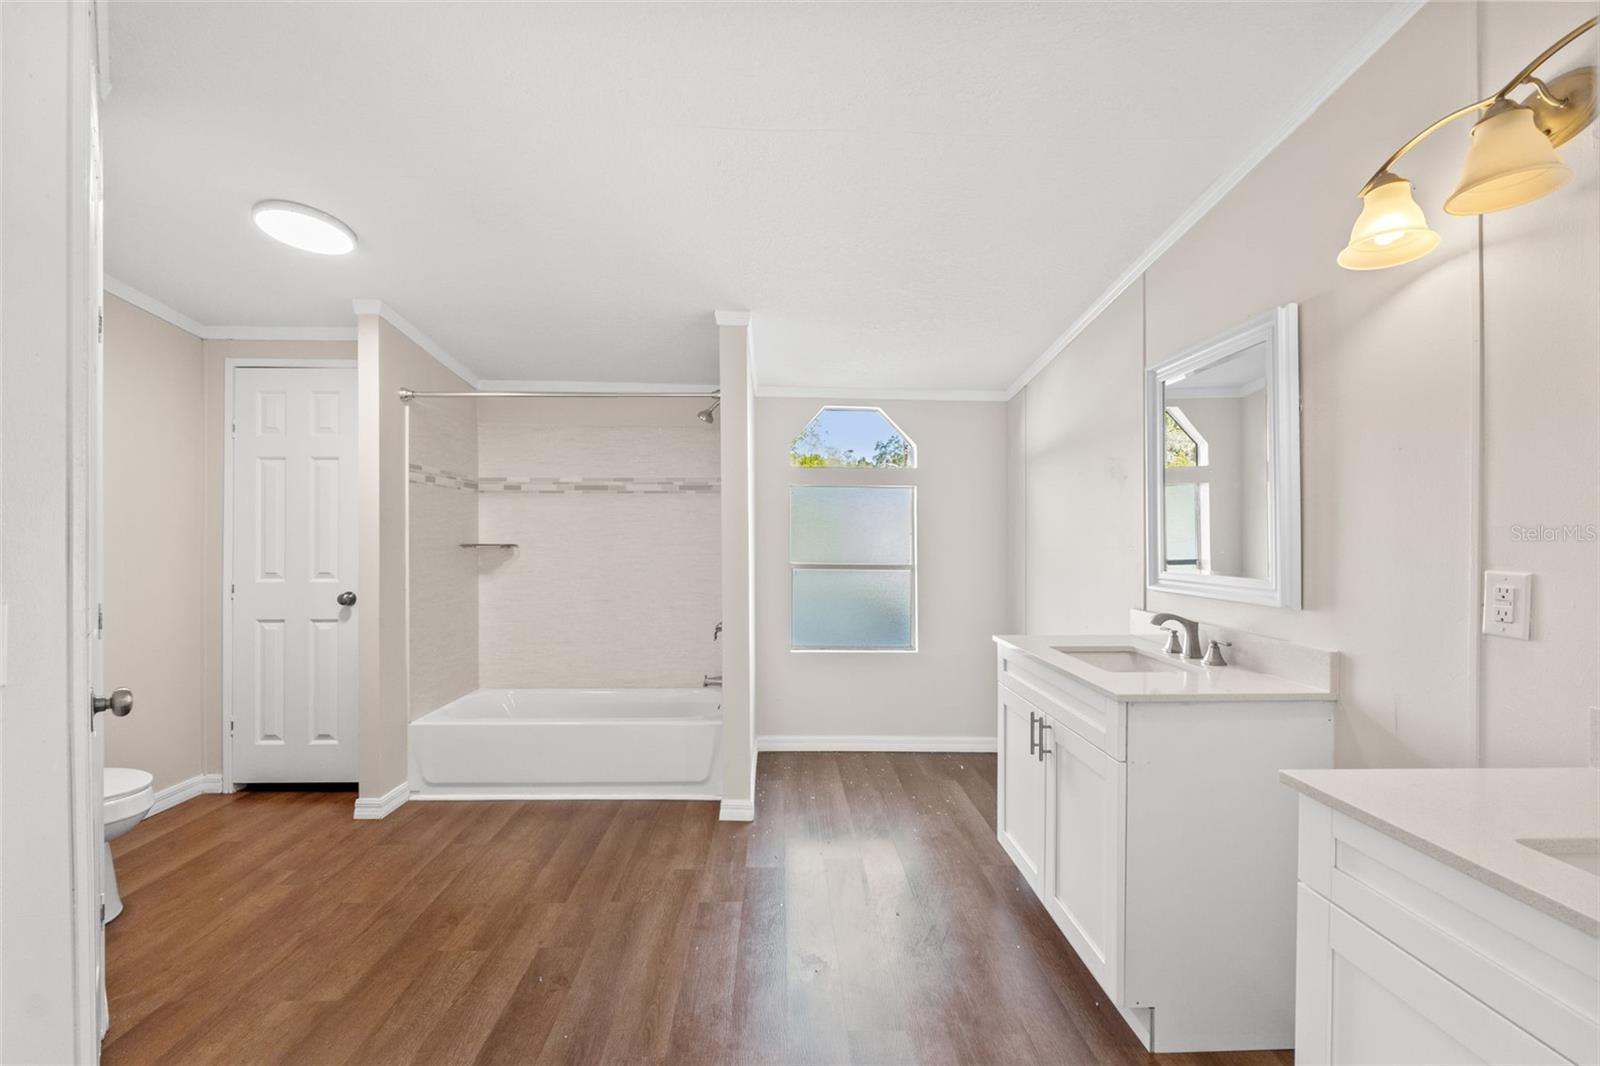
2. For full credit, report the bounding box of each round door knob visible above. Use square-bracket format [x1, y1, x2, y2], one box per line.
[337, 590, 357, 607]
[93, 688, 134, 717]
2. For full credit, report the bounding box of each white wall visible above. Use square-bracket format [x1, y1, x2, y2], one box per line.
[1, 4, 97, 1056]
[1012, 2, 1599, 769]
[754, 396, 1008, 744]
[475, 396, 721, 690]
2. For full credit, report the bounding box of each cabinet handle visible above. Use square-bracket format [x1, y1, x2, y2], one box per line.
[1028, 710, 1040, 756]
[1038, 722, 1053, 759]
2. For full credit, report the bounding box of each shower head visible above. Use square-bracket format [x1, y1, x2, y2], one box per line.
[696, 397, 721, 424]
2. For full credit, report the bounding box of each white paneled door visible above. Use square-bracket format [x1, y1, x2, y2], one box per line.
[231, 366, 359, 783]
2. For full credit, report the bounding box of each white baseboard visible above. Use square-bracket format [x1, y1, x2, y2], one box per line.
[757, 734, 997, 753]
[352, 782, 410, 820]
[719, 798, 755, 822]
[149, 773, 224, 817]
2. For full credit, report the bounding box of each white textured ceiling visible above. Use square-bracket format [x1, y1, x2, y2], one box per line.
[105, 2, 1406, 393]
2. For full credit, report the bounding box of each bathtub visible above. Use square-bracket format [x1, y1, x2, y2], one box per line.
[408, 687, 723, 800]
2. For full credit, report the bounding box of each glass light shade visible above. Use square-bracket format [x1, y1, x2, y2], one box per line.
[252, 200, 357, 255]
[1444, 104, 1571, 216]
[1337, 177, 1441, 270]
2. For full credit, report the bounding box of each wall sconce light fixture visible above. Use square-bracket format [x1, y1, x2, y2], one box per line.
[1339, 17, 1595, 270]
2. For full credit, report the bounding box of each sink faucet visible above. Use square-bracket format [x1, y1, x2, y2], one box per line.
[1151, 612, 1203, 660]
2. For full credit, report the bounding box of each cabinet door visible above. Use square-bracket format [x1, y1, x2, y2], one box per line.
[1296, 886, 1567, 1066]
[1043, 718, 1125, 1002]
[996, 689, 1047, 895]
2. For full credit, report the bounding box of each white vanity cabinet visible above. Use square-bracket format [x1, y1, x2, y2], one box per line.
[1285, 772, 1600, 1066]
[994, 638, 1335, 1053]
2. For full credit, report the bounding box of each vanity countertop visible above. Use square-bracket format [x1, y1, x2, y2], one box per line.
[1280, 767, 1600, 936]
[993, 634, 1335, 702]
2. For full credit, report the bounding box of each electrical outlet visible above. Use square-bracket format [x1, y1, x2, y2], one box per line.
[1482, 570, 1532, 640]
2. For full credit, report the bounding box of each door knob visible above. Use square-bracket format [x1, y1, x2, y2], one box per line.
[92, 688, 134, 717]
[337, 591, 357, 607]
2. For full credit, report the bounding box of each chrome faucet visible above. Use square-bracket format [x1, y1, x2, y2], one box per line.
[1151, 612, 1203, 660]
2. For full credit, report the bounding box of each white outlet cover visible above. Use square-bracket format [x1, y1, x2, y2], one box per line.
[1482, 570, 1532, 640]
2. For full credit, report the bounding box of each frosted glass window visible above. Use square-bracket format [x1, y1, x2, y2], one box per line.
[789, 487, 913, 566]
[789, 485, 915, 651]
[1165, 483, 1202, 572]
[792, 570, 914, 650]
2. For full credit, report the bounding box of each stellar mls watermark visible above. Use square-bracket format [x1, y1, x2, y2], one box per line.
[1509, 523, 1598, 543]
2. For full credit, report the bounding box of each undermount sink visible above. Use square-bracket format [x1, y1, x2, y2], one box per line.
[1518, 837, 1600, 877]
[1054, 647, 1187, 675]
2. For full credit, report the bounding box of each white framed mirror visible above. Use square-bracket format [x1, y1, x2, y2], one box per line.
[1145, 304, 1301, 608]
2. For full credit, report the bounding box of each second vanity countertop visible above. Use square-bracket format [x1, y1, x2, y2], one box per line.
[1281, 767, 1600, 936]
[994, 634, 1335, 703]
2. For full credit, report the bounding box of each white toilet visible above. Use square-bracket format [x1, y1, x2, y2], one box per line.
[102, 767, 154, 923]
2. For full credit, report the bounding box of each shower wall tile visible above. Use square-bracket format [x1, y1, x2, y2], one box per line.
[478, 418, 721, 689]
[408, 397, 479, 718]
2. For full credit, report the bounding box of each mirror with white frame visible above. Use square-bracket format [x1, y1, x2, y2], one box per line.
[1145, 304, 1301, 608]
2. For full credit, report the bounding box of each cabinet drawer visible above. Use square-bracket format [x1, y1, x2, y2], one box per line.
[997, 646, 1124, 760]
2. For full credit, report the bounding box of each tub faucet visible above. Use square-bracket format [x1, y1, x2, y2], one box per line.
[713, 622, 722, 642]
[1151, 612, 1203, 660]
[703, 674, 723, 688]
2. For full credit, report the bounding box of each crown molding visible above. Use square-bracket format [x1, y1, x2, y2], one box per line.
[755, 384, 1009, 403]
[1002, 0, 1425, 401]
[713, 310, 752, 327]
[351, 299, 480, 387]
[104, 276, 356, 342]
[476, 379, 718, 395]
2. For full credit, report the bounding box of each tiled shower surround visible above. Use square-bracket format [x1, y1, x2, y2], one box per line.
[406, 396, 722, 710]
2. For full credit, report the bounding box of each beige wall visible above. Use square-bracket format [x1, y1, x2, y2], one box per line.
[102, 295, 358, 790]
[1477, 1, 1600, 766]
[1014, 2, 1598, 769]
[102, 294, 208, 792]
[358, 316, 472, 798]
[755, 396, 1009, 741]
[407, 396, 479, 718]
[476, 397, 720, 690]
[718, 322, 757, 812]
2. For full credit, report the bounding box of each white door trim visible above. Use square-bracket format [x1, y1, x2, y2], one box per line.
[220, 358, 357, 792]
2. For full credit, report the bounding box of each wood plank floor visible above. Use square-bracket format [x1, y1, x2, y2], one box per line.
[104, 753, 1291, 1066]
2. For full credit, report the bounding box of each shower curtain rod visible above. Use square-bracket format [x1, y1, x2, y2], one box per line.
[398, 388, 718, 401]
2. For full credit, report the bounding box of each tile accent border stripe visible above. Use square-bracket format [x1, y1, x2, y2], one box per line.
[409, 463, 479, 491]
[479, 476, 719, 494]
[410, 464, 721, 494]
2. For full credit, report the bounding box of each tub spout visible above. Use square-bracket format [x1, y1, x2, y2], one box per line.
[702, 674, 723, 688]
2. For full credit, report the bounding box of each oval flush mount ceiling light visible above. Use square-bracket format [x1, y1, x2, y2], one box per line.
[251, 200, 356, 255]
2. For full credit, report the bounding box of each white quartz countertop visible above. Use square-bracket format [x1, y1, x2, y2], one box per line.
[1280, 767, 1600, 936]
[993, 634, 1335, 702]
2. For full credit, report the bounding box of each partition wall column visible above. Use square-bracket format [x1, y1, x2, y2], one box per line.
[715, 312, 757, 821]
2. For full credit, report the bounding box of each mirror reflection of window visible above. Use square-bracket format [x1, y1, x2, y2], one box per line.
[1160, 342, 1271, 580]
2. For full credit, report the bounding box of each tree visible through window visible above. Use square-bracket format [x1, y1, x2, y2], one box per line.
[1165, 410, 1199, 467]
[791, 407, 915, 468]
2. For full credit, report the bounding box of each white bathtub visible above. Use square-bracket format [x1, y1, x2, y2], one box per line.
[408, 687, 723, 800]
